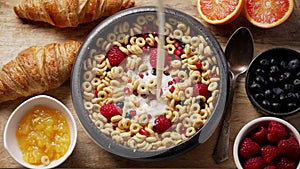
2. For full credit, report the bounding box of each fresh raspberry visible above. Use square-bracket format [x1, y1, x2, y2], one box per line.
[267, 121, 288, 143]
[150, 48, 158, 68]
[100, 103, 122, 121]
[169, 85, 175, 93]
[149, 48, 169, 68]
[264, 165, 277, 169]
[153, 115, 172, 134]
[193, 83, 211, 98]
[276, 157, 296, 169]
[244, 157, 265, 169]
[129, 110, 137, 117]
[106, 45, 127, 66]
[93, 89, 98, 97]
[139, 73, 144, 79]
[261, 145, 281, 164]
[251, 125, 268, 144]
[278, 136, 300, 160]
[165, 55, 173, 66]
[212, 73, 219, 78]
[168, 80, 174, 86]
[174, 41, 181, 48]
[196, 61, 202, 69]
[240, 138, 261, 158]
[174, 49, 182, 56]
[139, 128, 150, 136]
[173, 77, 180, 83]
[124, 87, 131, 96]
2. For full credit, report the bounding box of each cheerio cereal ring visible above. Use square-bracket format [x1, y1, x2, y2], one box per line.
[137, 16, 147, 25]
[137, 83, 149, 95]
[130, 123, 141, 134]
[107, 33, 117, 42]
[136, 37, 146, 47]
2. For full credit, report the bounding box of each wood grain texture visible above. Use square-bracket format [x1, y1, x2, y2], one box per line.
[0, 0, 299, 168]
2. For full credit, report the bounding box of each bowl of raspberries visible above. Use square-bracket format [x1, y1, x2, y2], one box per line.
[245, 48, 300, 116]
[233, 117, 300, 169]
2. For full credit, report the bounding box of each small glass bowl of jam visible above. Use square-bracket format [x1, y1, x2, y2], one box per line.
[4, 95, 77, 168]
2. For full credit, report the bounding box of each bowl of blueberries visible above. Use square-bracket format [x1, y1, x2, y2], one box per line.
[245, 48, 300, 116]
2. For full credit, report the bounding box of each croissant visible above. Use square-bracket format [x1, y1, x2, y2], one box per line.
[13, 0, 135, 28]
[0, 40, 82, 103]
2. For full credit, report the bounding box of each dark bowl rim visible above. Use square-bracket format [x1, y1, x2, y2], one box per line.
[245, 47, 300, 117]
[71, 6, 229, 160]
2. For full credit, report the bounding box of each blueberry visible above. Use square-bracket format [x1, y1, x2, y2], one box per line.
[255, 69, 265, 75]
[255, 75, 267, 85]
[269, 76, 277, 84]
[279, 72, 292, 82]
[286, 92, 296, 101]
[116, 102, 124, 108]
[254, 93, 264, 101]
[273, 87, 283, 96]
[296, 93, 300, 100]
[280, 60, 288, 69]
[176, 101, 185, 106]
[272, 102, 281, 110]
[288, 59, 300, 72]
[270, 59, 278, 65]
[293, 79, 300, 87]
[196, 100, 205, 108]
[151, 68, 156, 75]
[250, 82, 262, 92]
[279, 94, 286, 102]
[183, 68, 190, 74]
[262, 100, 271, 107]
[264, 89, 273, 98]
[269, 65, 280, 75]
[296, 72, 300, 78]
[260, 59, 270, 66]
[287, 103, 297, 110]
[284, 84, 294, 92]
[125, 112, 131, 119]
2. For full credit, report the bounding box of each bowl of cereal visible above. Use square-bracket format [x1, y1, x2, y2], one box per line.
[4, 95, 77, 168]
[71, 6, 228, 160]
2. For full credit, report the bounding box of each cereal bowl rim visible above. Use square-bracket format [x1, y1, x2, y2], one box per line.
[245, 47, 300, 116]
[3, 95, 78, 169]
[233, 116, 300, 169]
[71, 6, 228, 160]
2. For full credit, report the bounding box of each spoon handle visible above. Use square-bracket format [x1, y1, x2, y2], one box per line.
[212, 73, 237, 163]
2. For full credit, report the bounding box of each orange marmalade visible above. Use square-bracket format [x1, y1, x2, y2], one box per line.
[16, 105, 70, 166]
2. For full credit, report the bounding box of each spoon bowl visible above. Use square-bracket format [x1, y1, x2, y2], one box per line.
[213, 27, 254, 163]
[226, 28, 254, 76]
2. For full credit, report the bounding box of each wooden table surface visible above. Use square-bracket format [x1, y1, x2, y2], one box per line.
[0, 0, 299, 168]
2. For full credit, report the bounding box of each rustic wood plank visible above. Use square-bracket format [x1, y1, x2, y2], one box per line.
[0, 0, 299, 168]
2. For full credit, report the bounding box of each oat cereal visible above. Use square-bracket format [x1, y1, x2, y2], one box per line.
[81, 14, 221, 150]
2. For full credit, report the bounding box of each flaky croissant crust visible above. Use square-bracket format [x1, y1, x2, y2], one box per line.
[0, 40, 82, 103]
[14, 0, 135, 28]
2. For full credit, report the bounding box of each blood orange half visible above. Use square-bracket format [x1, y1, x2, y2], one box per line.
[245, 0, 294, 28]
[197, 0, 244, 25]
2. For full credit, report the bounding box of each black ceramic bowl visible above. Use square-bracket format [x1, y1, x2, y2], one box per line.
[71, 6, 228, 160]
[245, 48, 300, 116]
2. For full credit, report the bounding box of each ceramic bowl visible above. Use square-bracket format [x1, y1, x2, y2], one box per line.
[245, 48, 300, 116]
[71, 6, 228, 160]
[3, 95, 77, 168]
[233, 117, 300, 169]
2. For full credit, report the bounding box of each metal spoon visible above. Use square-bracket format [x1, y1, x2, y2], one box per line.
[212, 27, 254, 163]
